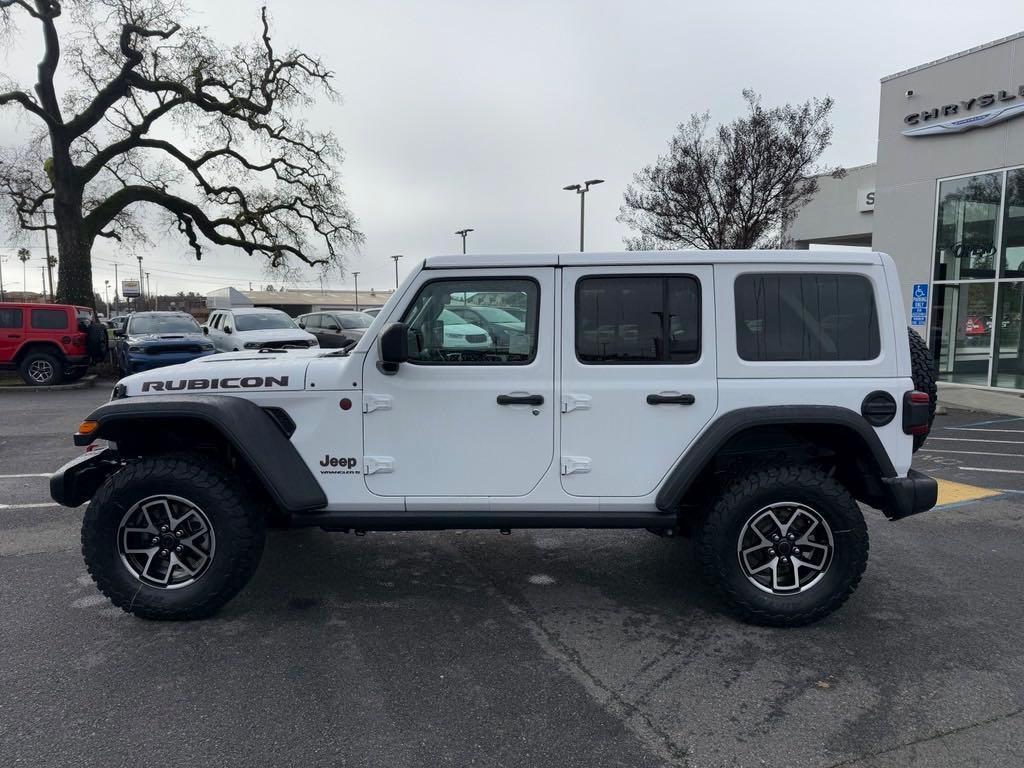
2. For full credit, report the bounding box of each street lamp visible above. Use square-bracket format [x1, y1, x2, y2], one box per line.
[390, 254, 403, 290]
[104, 280, 110, 317]
[137, 255, 144, 311]
[563, 178, 604, 252]
[455, 228, 474, 255]
[351, 271, 360, 311]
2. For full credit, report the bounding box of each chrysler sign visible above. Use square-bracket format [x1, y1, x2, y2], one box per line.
[903, 86, 1024, 136]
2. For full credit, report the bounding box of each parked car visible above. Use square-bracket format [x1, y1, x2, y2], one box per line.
[0, 302, 107, 385]
[113, 311, 217, 375]
[55, 250, 938, 625]
[296, 310, 374, 348]
[203, 307, 318, 352]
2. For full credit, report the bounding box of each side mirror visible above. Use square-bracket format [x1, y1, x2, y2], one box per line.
[297, 321, 305, 329]
[224, 325, 232, 334]
[114, 329, 126, 338]
[378, 322, 409, 375]
[202, 326, 209, 335]
[327, 323, 340, 331]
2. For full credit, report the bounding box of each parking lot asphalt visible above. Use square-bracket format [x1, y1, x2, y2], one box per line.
[1, 387, 1022, 768]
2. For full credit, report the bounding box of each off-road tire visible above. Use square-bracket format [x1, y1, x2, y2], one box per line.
[82, 453, 265, 620]
[908, 327, 937, 451]
[18, 350, 64, 386]
[86, 321, 108, 362]
[697, 465, 869, 627]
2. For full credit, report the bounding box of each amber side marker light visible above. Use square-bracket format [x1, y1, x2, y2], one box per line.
[77, 420, 99, 435]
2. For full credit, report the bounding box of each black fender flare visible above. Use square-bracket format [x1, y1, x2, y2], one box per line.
[654, 405, 897, 513]
[71, 395, 327, 512]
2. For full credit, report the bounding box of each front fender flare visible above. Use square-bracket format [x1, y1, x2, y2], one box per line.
[72, 395, 326, 512]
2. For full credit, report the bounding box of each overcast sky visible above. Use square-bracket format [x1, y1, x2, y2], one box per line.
[2, 0, 1023, 299]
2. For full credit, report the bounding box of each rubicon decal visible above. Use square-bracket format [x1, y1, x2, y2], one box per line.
[141, 375, 289, 392]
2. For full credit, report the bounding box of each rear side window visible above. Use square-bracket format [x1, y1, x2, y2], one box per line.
[30, 308, 69, 330]
[304, 314, 322, 329]
[0, 308, 22, 328]
[735, 273, 880, 361]
[576, 275, 701, 364]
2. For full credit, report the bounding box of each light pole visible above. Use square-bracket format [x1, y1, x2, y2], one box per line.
[104, 280, 110, 316]
[112, 260, 120, 315]
[351, 271, 360, 311]
[563, 178, 604, 252]
[391, 254, 403, 290]
[0, 255, 6, 301]
[455, 228, 474, 254]
[137, 255, 144, 311]
[145, 272, 152, 309]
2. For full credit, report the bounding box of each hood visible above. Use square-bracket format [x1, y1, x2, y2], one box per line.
[232, 328, 318, 343]
[118, 347, 348, 396]
[127, 332, 209, 345]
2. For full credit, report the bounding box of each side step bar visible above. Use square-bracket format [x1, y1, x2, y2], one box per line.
[288, 510, 676, 532]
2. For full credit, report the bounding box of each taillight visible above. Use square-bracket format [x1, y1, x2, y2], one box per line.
[903, 391, 931, 435]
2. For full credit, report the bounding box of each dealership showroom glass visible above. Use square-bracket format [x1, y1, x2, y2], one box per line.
[787, 31, 1024, 392]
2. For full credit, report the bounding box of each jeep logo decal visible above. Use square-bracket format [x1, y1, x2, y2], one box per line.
[319, 455, 359, 475]
[141, 375, 289, 392]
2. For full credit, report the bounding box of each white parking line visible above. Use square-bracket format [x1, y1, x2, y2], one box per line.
[957, 466, 1024, 475]
[944, 428, 1024, 434]
[0, 502, 61, 509]
[919, 449, 1024, 457]
[928, 437, 1024, 445]
[0, 473, 52, 479]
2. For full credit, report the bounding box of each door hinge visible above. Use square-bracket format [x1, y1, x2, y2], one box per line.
[561, 394, 592, 413]
[561, 456, 592, 475]
[363, 394, 393, 414]
[363, 456, 394, 475]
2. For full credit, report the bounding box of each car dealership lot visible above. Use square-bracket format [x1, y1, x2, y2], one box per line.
[1, 388, 1022, 768]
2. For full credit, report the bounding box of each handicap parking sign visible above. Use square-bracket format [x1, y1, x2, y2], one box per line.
[910, 283, 928, 326]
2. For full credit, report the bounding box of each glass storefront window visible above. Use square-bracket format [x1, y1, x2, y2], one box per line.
[934, 173, 1001, 280]
[1001, 170, 1024, 278]
[931, 282, 995, 385]
[994, 282, 1024, 389]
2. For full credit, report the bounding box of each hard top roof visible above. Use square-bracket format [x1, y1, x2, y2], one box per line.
[422, 250, 884, 269]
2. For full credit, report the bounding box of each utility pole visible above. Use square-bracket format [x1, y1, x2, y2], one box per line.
[104, 280, 110, 316]
[145, 272, 151, 309]
[455, 228, 474, 254]
[137, 255, 144, 311]
[113, 261, 120, 315]
[391, 254, 403, 290]
[42, 210, 55, 300]
[352, 271, 360, 311]
[562, 179, 604, 252]
[41, 266, 46, 298]
[0, 255, 5, 301]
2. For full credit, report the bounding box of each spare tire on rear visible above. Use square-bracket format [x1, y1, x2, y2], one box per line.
[908, 327, 937, 452]
[86, 319, 108, 363]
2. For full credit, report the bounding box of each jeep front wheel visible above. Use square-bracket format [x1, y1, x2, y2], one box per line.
[697, 465, 868, 627]
[82, 454, 265, 620]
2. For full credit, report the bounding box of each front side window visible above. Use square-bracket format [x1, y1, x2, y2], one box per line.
[576, 275, 701, 364]
[735, 273, 880, 362]
[0, 308, 22, 328]
[338, 313, 372, 329]
[400, 278, 539, 364]
[30, 308, 68, 330]
[301, 314, 321, 329]
[935, 173, 1001, 280]
[233, 312, 297, 332]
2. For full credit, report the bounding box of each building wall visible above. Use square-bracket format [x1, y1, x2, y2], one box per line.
[786, 163, 875, 248]
[874, 33, 1024, 317]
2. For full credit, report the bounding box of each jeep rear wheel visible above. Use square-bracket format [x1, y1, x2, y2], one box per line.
[908, 327, 937, 451]
[697, 465, 868, 627]
[19, 350, 63, 386]
[82, 454, 265, 620]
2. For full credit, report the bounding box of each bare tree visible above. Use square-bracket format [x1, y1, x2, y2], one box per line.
[0, 0, 361, 306]
[619, 89, 842, 251]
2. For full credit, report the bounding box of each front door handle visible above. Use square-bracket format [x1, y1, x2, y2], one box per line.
[646, 393, 695, 405]
[497, 394, 544, 406]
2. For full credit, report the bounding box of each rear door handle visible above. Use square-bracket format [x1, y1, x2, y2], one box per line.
[497, 394, 544, 406]
[646, 393, 695, 405]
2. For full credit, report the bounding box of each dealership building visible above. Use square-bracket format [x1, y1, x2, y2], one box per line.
[788, 32, 1024, 392]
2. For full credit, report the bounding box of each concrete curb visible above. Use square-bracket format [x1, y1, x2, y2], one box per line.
[937, 382, 1024, 418]
[0, 374, 99, 392]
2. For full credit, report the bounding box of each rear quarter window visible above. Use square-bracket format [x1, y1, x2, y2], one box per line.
[734, 273, 880, 362]
[30, 308, 69, 330]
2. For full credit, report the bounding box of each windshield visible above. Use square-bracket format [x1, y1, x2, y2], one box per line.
[233, 312, 298, 332]
[338, 313, 373, 329]
[128, 315, 200, 334]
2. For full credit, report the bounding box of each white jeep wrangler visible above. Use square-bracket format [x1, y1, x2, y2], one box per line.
[52, 251, 938, 626]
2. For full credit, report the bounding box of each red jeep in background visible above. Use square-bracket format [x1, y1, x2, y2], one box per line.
[0, 303, 108, 386]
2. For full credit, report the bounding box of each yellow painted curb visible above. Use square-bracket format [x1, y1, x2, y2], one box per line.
[935, 479, 1002, 507]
